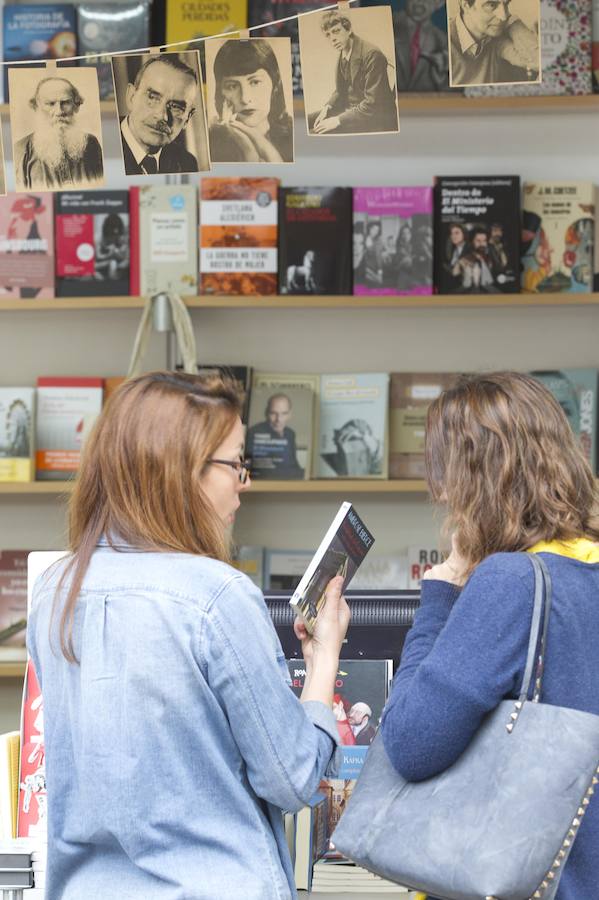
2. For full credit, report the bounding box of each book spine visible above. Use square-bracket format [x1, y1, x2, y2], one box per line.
[129, 187, 140, 296]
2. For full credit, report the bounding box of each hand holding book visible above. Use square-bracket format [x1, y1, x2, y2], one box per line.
[293, 575, 350, 667]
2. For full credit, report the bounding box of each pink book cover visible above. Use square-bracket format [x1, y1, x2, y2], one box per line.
[17, 660, 46, 838]
[0, 193, 55, 299]
[353, 187, 433, 296]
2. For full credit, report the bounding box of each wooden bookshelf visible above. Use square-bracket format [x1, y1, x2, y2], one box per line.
[0, 479, 428, 495]
[0, 661, 26, 679]
[3, 293, 599, 312]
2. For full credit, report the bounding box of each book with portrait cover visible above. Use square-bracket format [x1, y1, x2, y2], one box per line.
[290, 501, 374, 633]
[130, 185, 198, 297]
[55, 191, 130, 297]
[287, 658, 392, 776]
[0, 194, 54, 299]
[248, 0, 310, 95]
[0, 551, 28, 647]
[433, 176, 521, 295]
[193, 364, 253, 424]
[246, 372, 317, 480]
[78, 2, 150, 100]
[530, 369, 598, 473]
[199, 178, 279, 295]
[0, 388, 35, 482]
[279, 187, 352, 296]
[389, 372, 458, 478]
[36, 376, 103, 480]
[521, 182, 594, 293]
[353, 187, 433, 296]
[467, 0, 592, 98]
[316, 373, 389, 479]
[2, 4, 77, 99]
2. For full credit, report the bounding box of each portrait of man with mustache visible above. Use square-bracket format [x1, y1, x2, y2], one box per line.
[115, 53, 211, 176]
[12, 75, 104, 192]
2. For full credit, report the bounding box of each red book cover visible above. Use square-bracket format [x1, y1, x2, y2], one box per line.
[17, 660, 46, 838]
[200, 178, 279, 296]
[0, 193, 54, 299]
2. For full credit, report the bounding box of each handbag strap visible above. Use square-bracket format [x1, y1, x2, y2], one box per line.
[517, 553, 552, 704]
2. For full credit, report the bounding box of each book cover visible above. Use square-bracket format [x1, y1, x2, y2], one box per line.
[389, 372, 458, 479]
[522, 181, 594, 293]
[349, 554, 407, 590]
[0, 388, 35, 482]
[316, 374, 389, 479]
[200, 178, 279, 295]
[433, 176, 521, 295]
[35, 376, 103, 480]
[279, 188, 352, 296]
[247, 374, 316, 480]
[17, 660, 45, 838]
[467, 0, 592, 98]
[530, 369, 598, 472]
[362, 0, 452, 93]
[264, 549, 313, 590]
[3, 4, 77, 99]
[293, 792, 330, 891]
[0, 194, 54, 299]
[55, 191, 130, 297]
[0, 730, 20, 839]
[248, 0, 309, 95]
[130, 185, 198, 297]
[0, 551, 28, 648]
[290, 502, 374, 632]
[195, 364, 253, 425]
[231, 545, 264, 589]
[288, 658, 392, 776]
[78, 2, 150, 100]
[407, 546, 444, 588]
[353, 187, 433, 296]
[166, 0, 247, 48]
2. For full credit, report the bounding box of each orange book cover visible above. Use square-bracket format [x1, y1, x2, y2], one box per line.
[199, 178, 279, 296]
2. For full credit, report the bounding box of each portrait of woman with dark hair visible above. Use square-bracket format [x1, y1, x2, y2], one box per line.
[205, 37, 294, 163]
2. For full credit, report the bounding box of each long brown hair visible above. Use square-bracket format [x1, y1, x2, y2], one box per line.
[425, 371, 599, 573]
[56, 371, 242, 662]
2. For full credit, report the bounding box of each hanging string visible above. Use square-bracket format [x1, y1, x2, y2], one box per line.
[0, 0, 360, 66]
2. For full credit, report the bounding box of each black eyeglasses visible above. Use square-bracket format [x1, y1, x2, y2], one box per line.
[206, 458, 252, 484]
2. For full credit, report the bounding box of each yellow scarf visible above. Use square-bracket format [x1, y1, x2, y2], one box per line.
[527, 537, 599, 563]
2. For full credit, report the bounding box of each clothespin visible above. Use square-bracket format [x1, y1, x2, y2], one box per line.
[149, 46, 161, 56]
[239, 28, 251, 42]
[44, 59, 58, 70]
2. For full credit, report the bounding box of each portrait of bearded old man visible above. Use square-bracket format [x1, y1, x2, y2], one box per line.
[12, 75, 104, 191]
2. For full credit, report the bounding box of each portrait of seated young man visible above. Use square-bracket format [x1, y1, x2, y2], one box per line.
[114, 52, 210, 175]
[447, 0, 540, 87]
[300, 8, 399, 136]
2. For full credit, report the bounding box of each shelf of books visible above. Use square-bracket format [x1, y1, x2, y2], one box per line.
[4, 293, 599, 312]
[0, 480, 429, 495]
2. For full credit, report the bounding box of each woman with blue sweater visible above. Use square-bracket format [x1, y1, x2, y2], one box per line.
[382, 371, 599, 900]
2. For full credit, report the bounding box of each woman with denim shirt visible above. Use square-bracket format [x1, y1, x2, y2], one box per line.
[27, 371, 350, 900]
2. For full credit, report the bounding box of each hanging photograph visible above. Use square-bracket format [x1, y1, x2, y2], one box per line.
[447, 0, 541, 87]
[298, 6, 400, 137]
[205, 36, 294, 163]
[9, 67, 105, 192]
[112, 50, 211, 175]
[0, 123, 7, 197]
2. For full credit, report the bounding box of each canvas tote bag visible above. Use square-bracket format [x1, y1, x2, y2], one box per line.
[332, 554, 599, 900]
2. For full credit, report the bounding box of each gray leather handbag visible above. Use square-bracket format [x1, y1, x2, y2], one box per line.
[332, 554, 599, 900]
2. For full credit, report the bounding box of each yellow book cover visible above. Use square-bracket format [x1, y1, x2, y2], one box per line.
[8, 731, 20, 838]
[166, 0, 248, 46]
[0, 730, 20, 839]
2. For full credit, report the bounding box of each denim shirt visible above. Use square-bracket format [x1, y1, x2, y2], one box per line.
[27, 542, 340, 900]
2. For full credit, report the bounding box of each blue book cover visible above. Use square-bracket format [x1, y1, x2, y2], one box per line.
[3, 4, 77, 99]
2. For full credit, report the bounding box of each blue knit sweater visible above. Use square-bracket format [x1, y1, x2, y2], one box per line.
[381, 552, 599, 900]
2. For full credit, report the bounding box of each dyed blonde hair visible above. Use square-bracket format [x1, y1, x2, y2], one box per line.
[425, 371, 599, 572]
[56, 371, 242, 661]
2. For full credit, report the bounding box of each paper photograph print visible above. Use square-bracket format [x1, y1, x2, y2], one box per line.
[112, 50, 211, 176]
[447, 0, 541, 87]
[0, 125, 7, 197]
[9, 67, 104, 193]
[298, 6, 400, 137]
[205, 37, 294, 163]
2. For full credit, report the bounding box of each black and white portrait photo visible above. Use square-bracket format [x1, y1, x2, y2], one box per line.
[9, 68, 104, 192]
[298, 6, 399, 136]
[112, 50, 211, 176]
[447, 0, 540, 87]
[205, 37, 294, 163]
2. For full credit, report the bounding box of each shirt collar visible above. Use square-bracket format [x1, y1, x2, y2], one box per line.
[341, 35, 354, 63]
[455, 11, 489, 57]
[120, 116, 162, 166]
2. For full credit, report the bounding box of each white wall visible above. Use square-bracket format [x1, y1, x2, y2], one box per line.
[1, 103, 598, 728]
